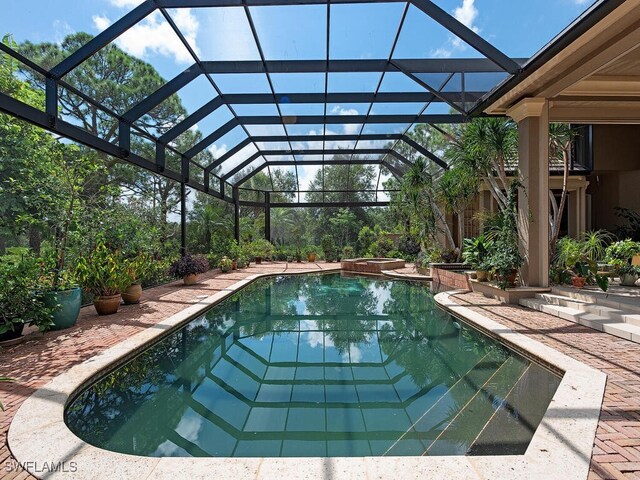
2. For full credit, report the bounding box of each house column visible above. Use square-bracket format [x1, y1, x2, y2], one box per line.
[507, 98, 549, 287]
[568, 189, 578, 238]
[576, 186, 587, 235]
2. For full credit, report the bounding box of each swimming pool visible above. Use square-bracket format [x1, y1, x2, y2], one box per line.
[65, 273, 561, 458]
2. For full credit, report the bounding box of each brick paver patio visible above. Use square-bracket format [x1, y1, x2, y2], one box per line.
[1, 268, 638, 480]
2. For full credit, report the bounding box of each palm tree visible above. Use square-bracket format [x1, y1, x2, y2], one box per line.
[447, 118, 518, 212]
[548, 123, 578, 255]
[438, 164, 480, 260]
[399, 157, 455, 250]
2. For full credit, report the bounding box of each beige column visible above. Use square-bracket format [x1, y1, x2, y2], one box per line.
[568, 189, 578, 238]
[576, 186, 587, 235]
[508, 98, 549, 287]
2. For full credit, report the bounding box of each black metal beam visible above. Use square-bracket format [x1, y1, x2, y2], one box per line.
[236, 114, 467, 124]
[410, 0, 520, 74]
[206, 138, 254, 172]
[122, 66, 200, 123]
[198, 58, 519, 74]
[233, 158, 401, 187]
[180, 182, 187, 256]
[157, 0, 405, 6]
[0, 92, 215, 198]
[50, 1, 156, 78]
[264, 192, 271, 241]
[221, 91, 485, 104]
[159, 96, 224, 144]
[184, 119, 238, 158]
[264, 201, 391, 208]
[233, 187, 240, 241]
[402, 136, 449, 169]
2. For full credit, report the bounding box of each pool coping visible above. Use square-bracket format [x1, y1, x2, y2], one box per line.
[8, 276, 606, 480]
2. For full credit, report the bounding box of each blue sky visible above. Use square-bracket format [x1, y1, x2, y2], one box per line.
[2, 0, 596, 191]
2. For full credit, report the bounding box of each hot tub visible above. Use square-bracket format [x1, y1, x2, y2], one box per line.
[341, 257, 405, 274]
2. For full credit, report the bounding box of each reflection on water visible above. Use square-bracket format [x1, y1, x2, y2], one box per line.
[66, 273, 561, 458]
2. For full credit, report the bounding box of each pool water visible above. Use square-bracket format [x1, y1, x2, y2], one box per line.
[65, 273, 561, 457]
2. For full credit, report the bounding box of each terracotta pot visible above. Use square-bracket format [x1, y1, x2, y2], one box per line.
[231, 260, 238, 270]
[572, 276, 587, 288]
[255, 257, 262, 264]
[307, 253, 317, 262]
[476, 270, 488, 282]
[506, 270, 518, 287]
[183, 274, 197, 285]
[122, 284, 142, 305]
[94, 294, 122, 316]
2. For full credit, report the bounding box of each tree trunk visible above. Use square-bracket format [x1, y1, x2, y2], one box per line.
[550, 148, 570, 256]
[28, 226, 42, 255]
[457, 209, 465, 261]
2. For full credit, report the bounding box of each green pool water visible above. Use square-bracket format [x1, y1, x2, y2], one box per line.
[65, 273, 561, 457]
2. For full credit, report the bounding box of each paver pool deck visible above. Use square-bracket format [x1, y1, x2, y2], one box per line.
[0, 264, 637, 479]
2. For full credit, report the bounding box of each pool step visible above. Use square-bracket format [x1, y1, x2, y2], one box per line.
[467, 361, 562, 455]
[519, 293, 640, 343]
[385, 350, 508, 455]
[425, 354, 530, 456]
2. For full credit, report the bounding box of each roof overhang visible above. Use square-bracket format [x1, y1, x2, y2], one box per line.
[479, 0, 640, 124]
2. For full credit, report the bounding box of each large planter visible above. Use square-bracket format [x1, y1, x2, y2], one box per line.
[183, 274, 197, 285]
[307, 253, 317, 262]
[0, 321, 25, 342]
[93, 294, 122, 316]
[255, 257, 262, 265]
[122, 284, 142, 305]
[42, 287, 82, 331]
[620, 273, 639, 287]
[231, 261, 238, 270]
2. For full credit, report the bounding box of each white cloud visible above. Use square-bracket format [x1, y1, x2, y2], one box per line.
[92, 10, 199, 64]
[454, 0, 479, 30]
[431, 0, 480, 58]
[108, 0, 145, 7]
[331, 106, 362, 136]
[208, 144, 228, 159]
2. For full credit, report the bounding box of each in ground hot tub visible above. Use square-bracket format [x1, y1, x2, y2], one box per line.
[341, 257, 405, 274]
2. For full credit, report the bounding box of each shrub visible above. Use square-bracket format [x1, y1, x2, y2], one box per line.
[342, 245, 355, 259]
[219, 256, 233, 273]
[167, 254, 210, 278]
[605, 239, 640, 267]
[248, 239, 275, 260]
[398, 236, 420, 256]
[75, 239, 129, 297]
[0, 255, 54, 336]
[321, 235, 337, 262]
[374, 237, 394, 257]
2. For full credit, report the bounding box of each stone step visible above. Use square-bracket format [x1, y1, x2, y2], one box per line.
[519, 296, 640, 344]
[552, 287, 640, 315]
[537, 292, 640, 328]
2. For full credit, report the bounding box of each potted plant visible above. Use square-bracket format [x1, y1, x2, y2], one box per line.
[219, 256, 233, 273]
[37, 260, 82, 331]
[570, 261, 589, 288]
[618, 264, 640, 287]
[249, 239, 274, 264]
[321, 235, 337, 262]
[605, 239, 640, 266]
[121, 253, 152, 305]
[342, 245, 355, 259]
[168, 254, 210, 285]
[75, 240, 129, 316]
[0, 256, 54, 341]
[463, 235, 493, 281]
[306, 247, 317, 263]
